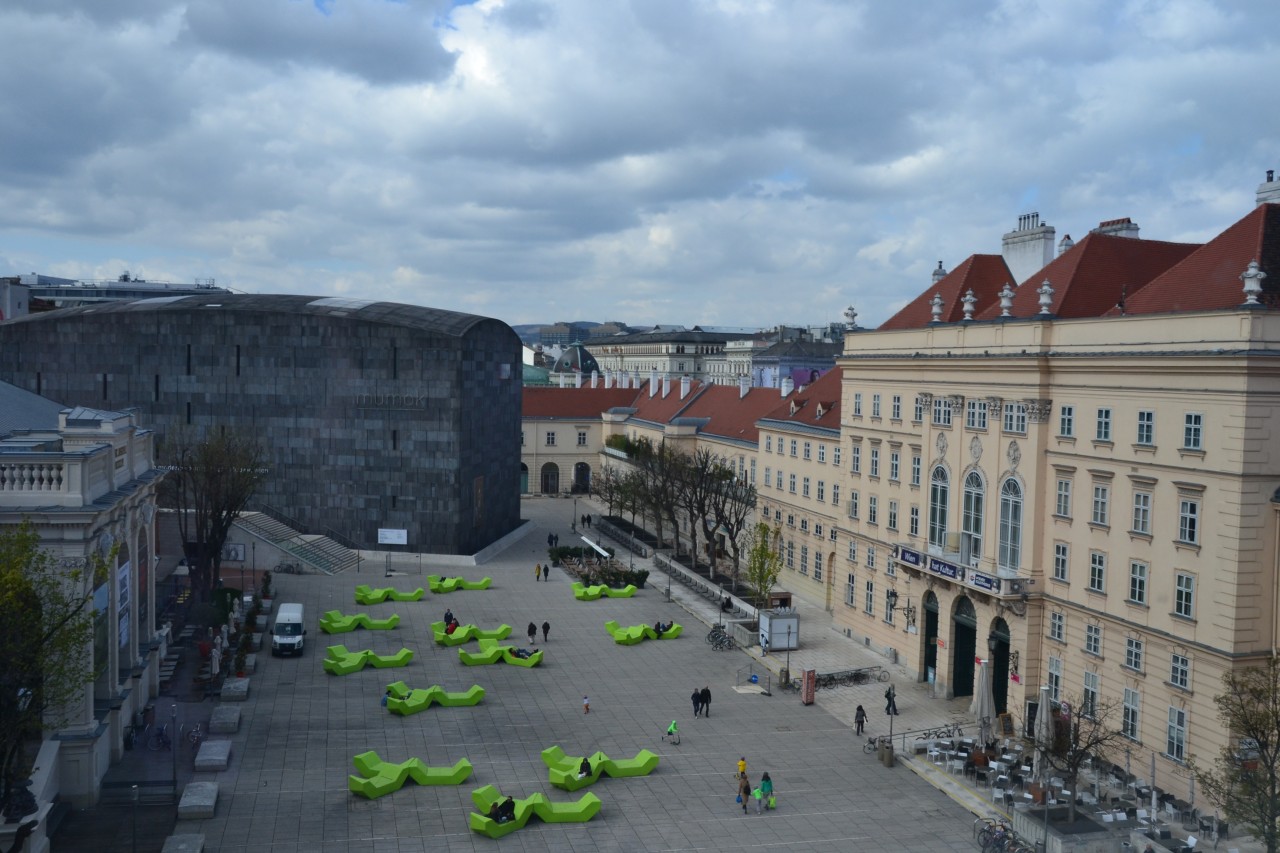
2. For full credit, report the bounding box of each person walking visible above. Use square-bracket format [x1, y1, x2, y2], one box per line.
[547, 533, 554, 549]
[582, 695, 590, 714]
[854, 704, 868, 735]
[542, 564, 549, 581]
[885, 684, 899, 715]
[541, 620, 551, 642]
[700, 685, 711, 718]
[691, 688, 702, 718]
[736, 756, 747, 779]
[759, 772, 774, 812]
[527, 622, 538, 644]
[737, 774, 751, 814]
[534, 563, 541, 582]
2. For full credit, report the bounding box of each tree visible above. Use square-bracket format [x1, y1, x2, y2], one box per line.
[740, 522, 783, 611]
[709, 471, 756, 593]
[597, 464, 622, 517]
[1033, 693, 1129, 823]
[1191, 656, 1280, 853]
[675, 448, 722, 574]
[0, 521, 112, 813]
[161, 428, 267, 602]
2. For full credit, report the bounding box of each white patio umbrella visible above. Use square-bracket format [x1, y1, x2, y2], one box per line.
[1034, 685, 1054, 796]
[970, 659, 997, 748]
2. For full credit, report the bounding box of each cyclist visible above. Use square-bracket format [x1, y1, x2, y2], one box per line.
[662, 720, 679, 743]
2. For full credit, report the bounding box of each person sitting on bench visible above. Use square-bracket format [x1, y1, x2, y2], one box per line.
[512, 647, 532, 659]
[579, 757, 592, 778]
[498, 796, 516, 823]
[721, 597, 732, 612]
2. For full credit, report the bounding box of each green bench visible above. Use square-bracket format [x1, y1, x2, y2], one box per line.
[354, 584, 425, 604]
[318, 610, 401, 634]
[458, 639, 543, 667]
[322, 644, 414, 675]
[430, 621, 513, 646]
[468, 784, 601, 838]
[347, 751, 472, 799]
[572, 581, 638, 601]
[384, 681, 485, 715]
[540, 745, 660, 791]
[427, 574, 493, 593]
[603, 620, 683, 645]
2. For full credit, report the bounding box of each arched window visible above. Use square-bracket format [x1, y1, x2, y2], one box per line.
[929, 466, 949, 547]
[998, 478, 1023, 572]
[962, 471, 984, 563]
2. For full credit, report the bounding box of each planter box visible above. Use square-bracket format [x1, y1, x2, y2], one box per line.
[727, 620, 757, 648]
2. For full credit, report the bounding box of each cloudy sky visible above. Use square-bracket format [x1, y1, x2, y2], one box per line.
[2, 0, 1277, 329]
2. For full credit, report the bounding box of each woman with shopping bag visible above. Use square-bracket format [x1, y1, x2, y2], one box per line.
[761, 772, 775, 810]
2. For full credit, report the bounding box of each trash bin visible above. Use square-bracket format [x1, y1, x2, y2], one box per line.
[881, 741, 895, 768]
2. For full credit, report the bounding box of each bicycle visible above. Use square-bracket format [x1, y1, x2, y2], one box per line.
[706, 624, 728, 644]
[146, 723, 173, 752]
[862, 735, 889, 754]
[711, 634, 736, 651]
[187, 722, 204, 749]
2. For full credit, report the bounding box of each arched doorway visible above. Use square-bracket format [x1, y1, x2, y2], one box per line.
[572, 462, 592, 494]
[953, 596, 977, 699]
[987, 617, 1012, 714]
[540, 463, 559, 495]
[923, 591, 940, 684]
[520, 463, 529, 494]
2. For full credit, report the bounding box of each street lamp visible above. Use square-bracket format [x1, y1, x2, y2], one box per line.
[170, 705, 178, 797]
[131, 784, 139, 853]
[885, 589, 917, 630]
[572, 495, 579, 532]
[784, 624, 793, 686]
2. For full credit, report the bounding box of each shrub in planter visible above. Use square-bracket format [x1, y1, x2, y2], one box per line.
[233, 633, 251, 676]
[259, 570, 273, 601]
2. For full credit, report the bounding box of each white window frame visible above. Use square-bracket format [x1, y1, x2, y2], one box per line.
[888, 500, 899, 531]
[833, 446, 842, 467]
[1132, 491, 1151, 535]
[966, 399, 988, 430]
[1056, 479, 1072, 517]
[868, 496, 878, 525]
[1137, 410, 1155, 446]
[1049, 611, 1065, 642]
[909, 506, 920, 537]
[545, 431, 556, 446]
[817, 480, 825, 502]
[929, 466, 949, 547]
[1059, 405, 1075, 437]
[1178, 498, 1200, 545]
[932, 397, 953, 427]
[864, 580, 875, 614]
[913, 397, 924, 422]
[849, 490, 859, 520]
[817, 444, 826, 463]
[892, 395, 902, 420]
[845, 573, 856, 606]
[1183, 413, 1203, 450]
[869, 448, 880, 478]
[1166, 707, 1187, 761]
[853, 393, 863, 416]
[1174, 573, 1195, 619]
[1096, 408, 1112, 442]
[803, 441, 812, 460]
[1089, 552, 1106, 593]
[1129, 560, 1148, 604]
[1085, 623, 1101, 656]
[1083, 671, 1099, 718]
[911, 455, 922, 487]
[852, 446, 861, 474]
[1003, 402, 1027, 434]
[831, 484, 841, 507]
[1122, 688, 1140, 740]
[890, 451, 900, 482]
[1170, 653, 1190, 690]
[1053, 543, 1069, 582]
[998, 478, 1023, 572]
[1125, 637, 1144, 672]
[1048, 656, 1062, 701]
[1091, 484, 1110, 526]
[872, 393, 881, 418]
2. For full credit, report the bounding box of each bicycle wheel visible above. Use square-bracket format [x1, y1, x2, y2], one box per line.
[976, 828, 994, 847]
[878, 670, 890, 681]
[862, 740, 877, 754]
[147, 730, 164, 752]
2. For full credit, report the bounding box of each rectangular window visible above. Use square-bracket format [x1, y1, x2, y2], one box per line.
[1056, 479, 1072, 517]
[869, 448, 880, 477]
[765, 436, 773, 453]
[889, 451, 900, 482]
[1091, 484, 1110, 526]
[909, 506, 920, 536]
[966, 399, 988, 430]
[866, 546, 876, 570]
[1083, 671, 1099, 717]
[1053, 543, 1069, 582]
[545, 431, 556, 446]
[803, 441, 812, 460]
[1137, 410, 1155, 446]
[1085, 623, 1101, 656]
[1170, 653, 1190, 689]
[1178, 498, 1200, 544]
[1132, 491, 1152, 534]
[1089, 552, 1106, 593]
[1049, 611, 1065, 642]
[750, 459, 756, 485]
[846, 573, 856, 605]
[1129, 561, 1148, 604]
[932, 397, 953, 426]
[790, 439, 798, 457]
[892, 395, 902, 420]
[799, 545, 809, 575]
[852, 446, 861, 474]
[1003, 402, 1027, 434]
[786, 539, 794, 568]
[1125, 637, 1144, 672]
[848, 540, 858, 563]
[849, 491, 860, 520]
[884, 589, 895, 624]
[1184, 413, 1203, 450]
[1059, 405, 1075, 437]
[888, 500, 899, 531]
[802, 477, 810, 498]
[911, 455, 922, 487]
[817, 444, 826, 463]
[1167, 707, 1187, 761]
[872, 394, 881, 418]
[788, 474, 797, 494]
[814, 523, 823, 538]
[764, 467, 772, 488]
[868, 496, 878, 525]
[1123, 688, 1140, 740]
[830, 527, 838, 542]
[817, 480, 826, 502]
[577, 430, 587, 446]
[853, 393, 863, 416]
[1048, 656, 1062, 701]
[1096, 408, 1112, 441]
[913, 397, 924, 422]
[833, 446, 842, 467]
[864, 580, 875, 614]
[831, 485, 841, 507]
[813, 552, 822, 581]
[1174, 574, 1195, 619]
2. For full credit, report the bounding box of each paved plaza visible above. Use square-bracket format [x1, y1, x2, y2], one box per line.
[60, 496, 1216, 852]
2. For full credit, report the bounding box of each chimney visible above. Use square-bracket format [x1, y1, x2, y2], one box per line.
[738, 375, 750, 398]
[932, 261, 948, 284]
[590, 370, 599, 388]
[1057, 234, 1074, 256]
[632, 370, 640, 389]
[1092, 217, 1140, 239]
[649, 370, 658, 397]
[604, 370, 613, 389]
[1259, 169, 1280, 206]
[781, 377, 794, 397]
[575, 370, 583, 388]
[681, 376, 691, 399]
[558, 373, 566, 388]
[1001, 212, 1055, 285]
[661, 376, 670, 397]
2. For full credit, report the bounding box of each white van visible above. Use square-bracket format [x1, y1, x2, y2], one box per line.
[272, 603, 306, 657]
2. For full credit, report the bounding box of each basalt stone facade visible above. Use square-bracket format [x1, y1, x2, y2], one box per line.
[0, 294, 523, 554]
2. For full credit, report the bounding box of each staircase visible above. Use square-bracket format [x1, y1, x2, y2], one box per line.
[236, 511, 361, 575]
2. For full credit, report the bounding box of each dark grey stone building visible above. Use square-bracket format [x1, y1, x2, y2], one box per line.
[0, 294, 523, 555]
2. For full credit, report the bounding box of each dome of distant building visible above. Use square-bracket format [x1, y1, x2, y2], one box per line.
[550, 342, 600, 375]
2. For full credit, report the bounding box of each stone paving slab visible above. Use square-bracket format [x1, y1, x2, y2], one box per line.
[160, 834, 204, 853]
[220, 677, 249, 701]
[177, 781, 218, 819]
[209, 705, 241, 734]
[193, 740, 231, 772]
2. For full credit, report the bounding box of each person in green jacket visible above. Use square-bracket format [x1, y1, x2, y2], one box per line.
[759, 773, 774, 812]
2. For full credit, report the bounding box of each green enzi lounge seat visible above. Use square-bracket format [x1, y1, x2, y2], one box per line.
[467, 784, 601, 838]
[354, 584, 425, 604]
[431, 621, 512, 646]
[384, 681, 485, 715]
[322, 644, 414, 675]
[319, 610, 400, 634]
[347, 751, 472, 798]
[427, 574, 493, 593]
[541, 745, 660, 791]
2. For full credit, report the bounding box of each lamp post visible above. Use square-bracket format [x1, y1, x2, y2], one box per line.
[885, 589, 917, 631]
[170, 704, 178, 796]
[131, 784, 139, 853]
[572, 496, 578, 532]
[784, 624, 793, 685]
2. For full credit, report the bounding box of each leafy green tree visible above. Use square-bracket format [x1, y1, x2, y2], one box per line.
[741, 522, 783, 611]
[1192, 656, 1280, 853]
[0, 521, 112, 809]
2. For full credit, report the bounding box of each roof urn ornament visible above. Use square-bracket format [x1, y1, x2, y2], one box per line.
[929, 293, 945, 323]
[844, 305, 859, 327]
[961, 289, 977, 321]
[1037, 280, 1055, 315]
[1241, 260, 1267, 305]
[998, 283, 1015, 317]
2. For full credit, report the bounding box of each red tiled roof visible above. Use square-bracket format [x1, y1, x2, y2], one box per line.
[1105, 204, 1280, 316]
[677, 385, 795, 445]
[629, 379, 707, 423]
[758, 369, 843, 428]
[975, 232, 1198, 321]
[879, 255, 1014, 330]
[522, 386, 642, 418]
